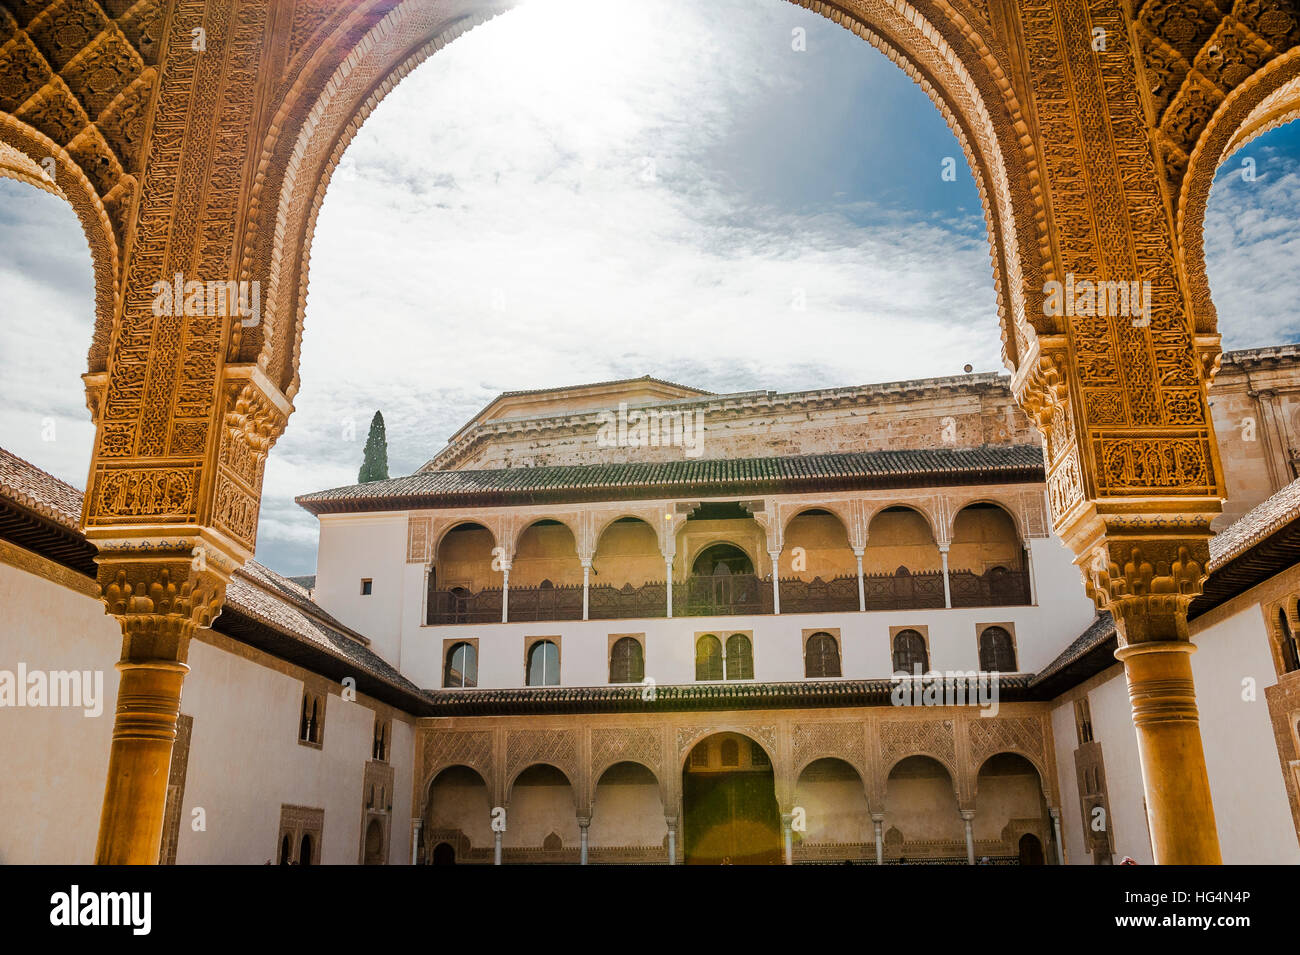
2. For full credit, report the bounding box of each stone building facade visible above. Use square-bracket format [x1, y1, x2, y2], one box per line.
[4, 355, 1300, 863]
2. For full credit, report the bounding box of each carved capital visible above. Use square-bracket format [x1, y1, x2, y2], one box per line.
[94, 537, 237, 664]
[1082, 533, 1211, 647]
[211, 364, 292, 552]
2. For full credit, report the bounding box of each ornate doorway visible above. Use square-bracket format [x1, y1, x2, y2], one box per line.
[682, 733, 781, 865]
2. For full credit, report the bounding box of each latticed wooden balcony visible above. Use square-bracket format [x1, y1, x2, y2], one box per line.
[425, 566, 1031, 624]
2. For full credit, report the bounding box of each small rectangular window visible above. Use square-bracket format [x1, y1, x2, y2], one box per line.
[360, 578, 373, 596]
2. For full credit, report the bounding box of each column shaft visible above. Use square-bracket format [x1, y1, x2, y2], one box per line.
[940, 546, 952, 609]
[501, 566, 510, 624]
[854, 551, 866, 612]
[581, 561, 591, 621]
[770, 551, 781, 614]
[1117, 642, 1221, 864]
[94, 659, 189, 864]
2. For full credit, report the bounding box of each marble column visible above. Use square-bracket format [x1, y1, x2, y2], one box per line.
[961, 809, 975, 864]
[853, 548, 866, 611]
[939, 544, 952, 609]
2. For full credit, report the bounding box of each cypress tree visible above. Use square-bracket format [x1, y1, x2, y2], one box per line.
[358, 411, 390, 483]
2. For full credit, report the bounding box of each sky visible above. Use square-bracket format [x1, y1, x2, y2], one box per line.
[0, 0, 1297, 577]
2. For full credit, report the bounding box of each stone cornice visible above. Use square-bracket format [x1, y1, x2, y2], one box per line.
[424, 372, 1017, 471]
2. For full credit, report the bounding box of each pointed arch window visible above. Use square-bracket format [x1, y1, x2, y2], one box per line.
[805, 632, 841, 678]
[978, 626, 1017, 672]
[892, 629, 928, 675]
[444, 641, 477, 688]
[695, 634, 723, 681]
[527, 640, 560, 686]
[725, 633, 754, 680]
[609, 636, 645, 684]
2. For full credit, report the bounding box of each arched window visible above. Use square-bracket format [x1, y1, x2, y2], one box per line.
[299, 833, 313, 866]
[527, 640, 560, 686]
[444, 641, 478, 688]
[1277, 608, 1300, 674]
[751, 741, 770, 766]
[726, 633, 754, 680]
[805, 632, 841, 678]
[893, 629, 928, 675]
[978, 626, 1017, 672]
[299, 695, 310, 741]
[720, 738, 740, 767]
[609, 636, 645, 684]
[690, 742, 709, 767]
[279, 834, 291, 865]
[695, 634, 723, 681]
[691, 542, 754, 576]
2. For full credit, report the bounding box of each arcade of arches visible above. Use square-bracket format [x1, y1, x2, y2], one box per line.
[417, 716, 1060, 864]
[4, 0, 1300, 864]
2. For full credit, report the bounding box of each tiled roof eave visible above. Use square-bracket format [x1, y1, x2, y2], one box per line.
[299, 460, 1045, 515]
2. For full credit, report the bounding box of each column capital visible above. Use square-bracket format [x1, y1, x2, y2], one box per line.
[1082, 530, 1210, 647]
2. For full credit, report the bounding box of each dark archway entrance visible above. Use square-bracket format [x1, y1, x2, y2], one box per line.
[1019, 833, 1044, 865]
[432, 842, 456, 865]
[691, 543, 754, 577]
[363, 818, 384, 865]
[682, 732, 781, 865]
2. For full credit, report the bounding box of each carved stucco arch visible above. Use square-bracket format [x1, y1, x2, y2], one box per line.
[944, 494, 1028, 544]
[513, 515, 581, 558]
[0, 113, 120, 376]
[1178, 47, 1300, 340]
[879, 750, 964, 814]
[969, 749, 1053, 807]
[588, 757, 667, 817]
[864, 500, 943, 546]
[780, 502, 856, 545]
[684, 536, 761, 574]
[594, 512, 665, 556]
[430, 517, 498, 561]
[792, 753, 873, 816]
[423, 761, 491, 806]
[677, 725, 780, 774]
[244, 0, 1047, 403]
[504, 760, 578, 805]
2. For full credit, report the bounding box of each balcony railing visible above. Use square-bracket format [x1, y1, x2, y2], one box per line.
[425, 567, 1030, 624]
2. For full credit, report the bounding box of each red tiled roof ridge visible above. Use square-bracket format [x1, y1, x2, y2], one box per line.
[0, 446, 83, 529]
[302, 444, 1047, 513]
[1209, 476, 1300, 570]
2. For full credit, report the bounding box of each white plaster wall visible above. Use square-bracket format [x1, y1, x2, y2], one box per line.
[314, 513, 410, 666]
[1051, 606, 1300, 865]
[1050, 702, 1086, 864]
[0, 559, 416, 865]
[389, 718, 415, 864]
[1190, 605, 1300, 865]
[1086, 671, 1154, 864]
[0, 562, 119, 864]
[403, 593, 1096, 692]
